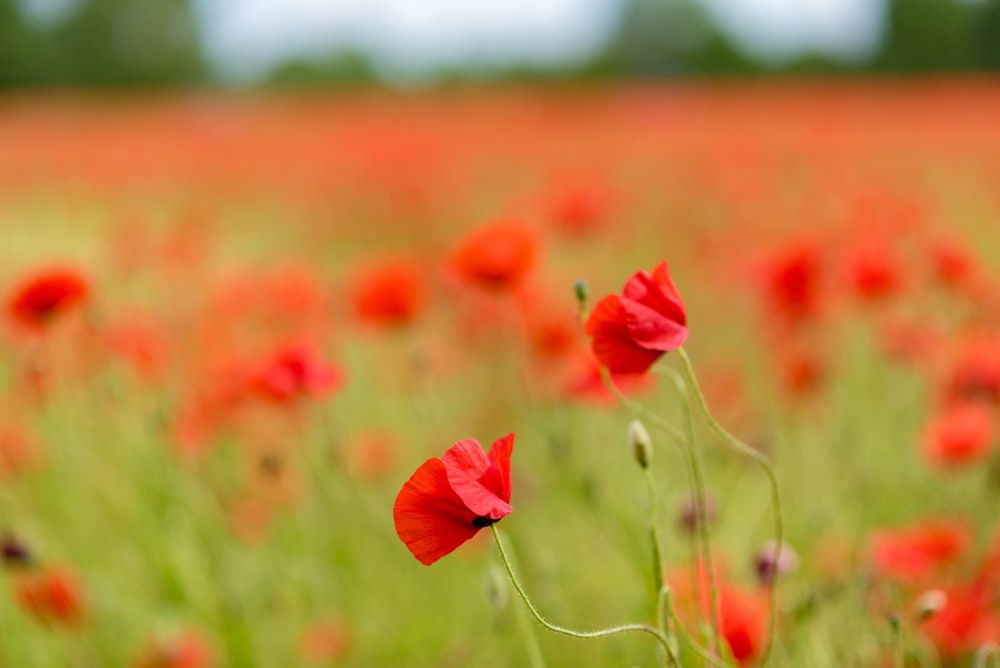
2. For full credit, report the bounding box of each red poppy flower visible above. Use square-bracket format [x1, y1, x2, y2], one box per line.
[760, 242, 821, 327]
[249, 343, 343, 404]
[8, 267, 89, 330]
[870, 518, 971, 583]
[349, 256, 426, 328]
[394, 434, 514, 565]
[450, 221, 538, 291]
[585, 261, 688, 375]
[132, 629, 213, 668]
[14, 566, 86, 626]
[922, 401, 995, 469]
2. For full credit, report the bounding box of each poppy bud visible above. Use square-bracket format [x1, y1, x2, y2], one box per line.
[914, 589, 947, 622]
[678, 491, 718, 534]
[1, 534, 32, 569]
[628, 420, 652, 469]
[573, 279, 589, 315]
[755, 540, 800, 586]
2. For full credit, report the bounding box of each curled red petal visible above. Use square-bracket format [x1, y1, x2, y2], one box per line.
[488, 433, 514, 504]
[393, 458, 480, 565]
[622, 262, 686, 326]
[443, 439, 512, 520]
[585, 295, 664, 374]
[620, 298, 689, 352]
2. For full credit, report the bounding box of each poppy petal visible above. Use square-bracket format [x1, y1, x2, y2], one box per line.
[620, 298, 690, 352]
[487, 433, 514, 504]
[393, 458, 480, 565]
[622, 264, 686, 325]
[585, 295, 664, 374]
[443, 439, 512, 520]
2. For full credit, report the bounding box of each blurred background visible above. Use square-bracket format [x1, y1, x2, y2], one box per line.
[1, 0, 999, 87]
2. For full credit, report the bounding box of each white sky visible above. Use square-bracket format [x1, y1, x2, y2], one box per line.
[23, 0, 884, 81]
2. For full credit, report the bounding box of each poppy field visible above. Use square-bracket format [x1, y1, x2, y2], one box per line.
[1, 79, 1000, 667]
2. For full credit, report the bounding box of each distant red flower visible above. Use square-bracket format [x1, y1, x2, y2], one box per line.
[249, 343, 343, 404]
[350, 257, 426, 328]
[0, 425, 38, 477]
[928, 237, 977, 291]
[870, 518, 971, 583]
[922, 401, 996, 468]
[761, 243, 821, 327]
[14, 566, 85, 626]
[8, 267, 89, 330]
[718, 586, 768, 666]
[778, 343, 825, 397]
[543, 180, 613, 237]
[394, 434, 514, 565]
[943, 336, 1000, 405]
[845, 242, 903, 303]
[920, 584, 997, 660]
[298, 617, 353, 663]
[585, 261, 688, 374]
[132, 630, 213, 668]
[451, 221, 538, 291]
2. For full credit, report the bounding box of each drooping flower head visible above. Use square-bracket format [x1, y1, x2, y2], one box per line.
[394, 434, 514, 565]
[8, 266, 89, 330]
[585, 261, 688, 375]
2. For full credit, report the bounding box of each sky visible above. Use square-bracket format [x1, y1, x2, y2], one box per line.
[193, 0, 887, 81]
[138, 0, 882, 81]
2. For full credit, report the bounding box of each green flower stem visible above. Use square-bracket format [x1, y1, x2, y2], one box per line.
[598, 368, 684, 442]
[661, 587, 732, 668]
[490, 526, 679, 666]
[660, 366, 722, 658]
[643, 467, 671, 667]
[975, 644, 999, 668]
[677, 347, 783, 666]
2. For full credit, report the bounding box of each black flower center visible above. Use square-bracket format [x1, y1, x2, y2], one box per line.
[472, 516, 496, 528]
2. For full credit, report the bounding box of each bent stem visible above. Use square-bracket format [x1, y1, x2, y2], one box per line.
[975, 644, 1000, 668]
[660, 366, 722, 657]
[677, 347, 783, 666]
[490, 525, 679, 666]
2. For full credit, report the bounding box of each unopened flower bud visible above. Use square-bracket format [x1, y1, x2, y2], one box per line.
[755, 540, 800, 586]
[914, 589, 947, 622]
[1, 534, 32, 570]
[678, 491, 718, 534]
[573, 279, 589, 314]
[628, 420, 652, 469]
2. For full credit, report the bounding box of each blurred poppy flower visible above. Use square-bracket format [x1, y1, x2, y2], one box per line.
[350, 256, 425, 328]
[943, 336, 1000, 405]
[585, 261, 688, 374]
[920, 584, 997, 660]
[0, 424, 38, 477]
[870, 518, 970, 583]
[7, 267, 89, 330]
[299, 617, 353, 663]
[922, 401, 996, 469]
[845, 242, 903, 303]
[14, 566, 85, 626]
[394, 434, 513, 565]
[761, 242, 821, 327]
[132, 629, 213, 668]
[451, 221, 538, 291]
[927, 237, 977, 291]
[249, 343, 343, 404]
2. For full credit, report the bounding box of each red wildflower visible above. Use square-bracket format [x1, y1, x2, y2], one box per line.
[845, 242, 903, 303]
[0, 424, 38, 477]
[761, 242, 821, 327]
[349, 256, 426, 328]
[8, 267, 89, 330]
[298, 617, 353, 663]
[450, 221, 538, 291]
[943, 336, 1000, 405]
[585, 261, 688, 374]
[870, 518, 971, 583]
[394, 434, 514, 565]
[543, 180, 613, 237]
[920, 584, 997, 660]
[718, 586, 768, 667]
[249, 343, 343, 404]
[922, 401, 996, 469]
[927, 237, 977, 291]
[132, 630, 213, 668]
[14, 566, 86, 626]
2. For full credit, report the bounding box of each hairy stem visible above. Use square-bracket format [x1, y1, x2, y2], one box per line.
[678, 347, 783, 665]
[491, 526, 679, 665]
